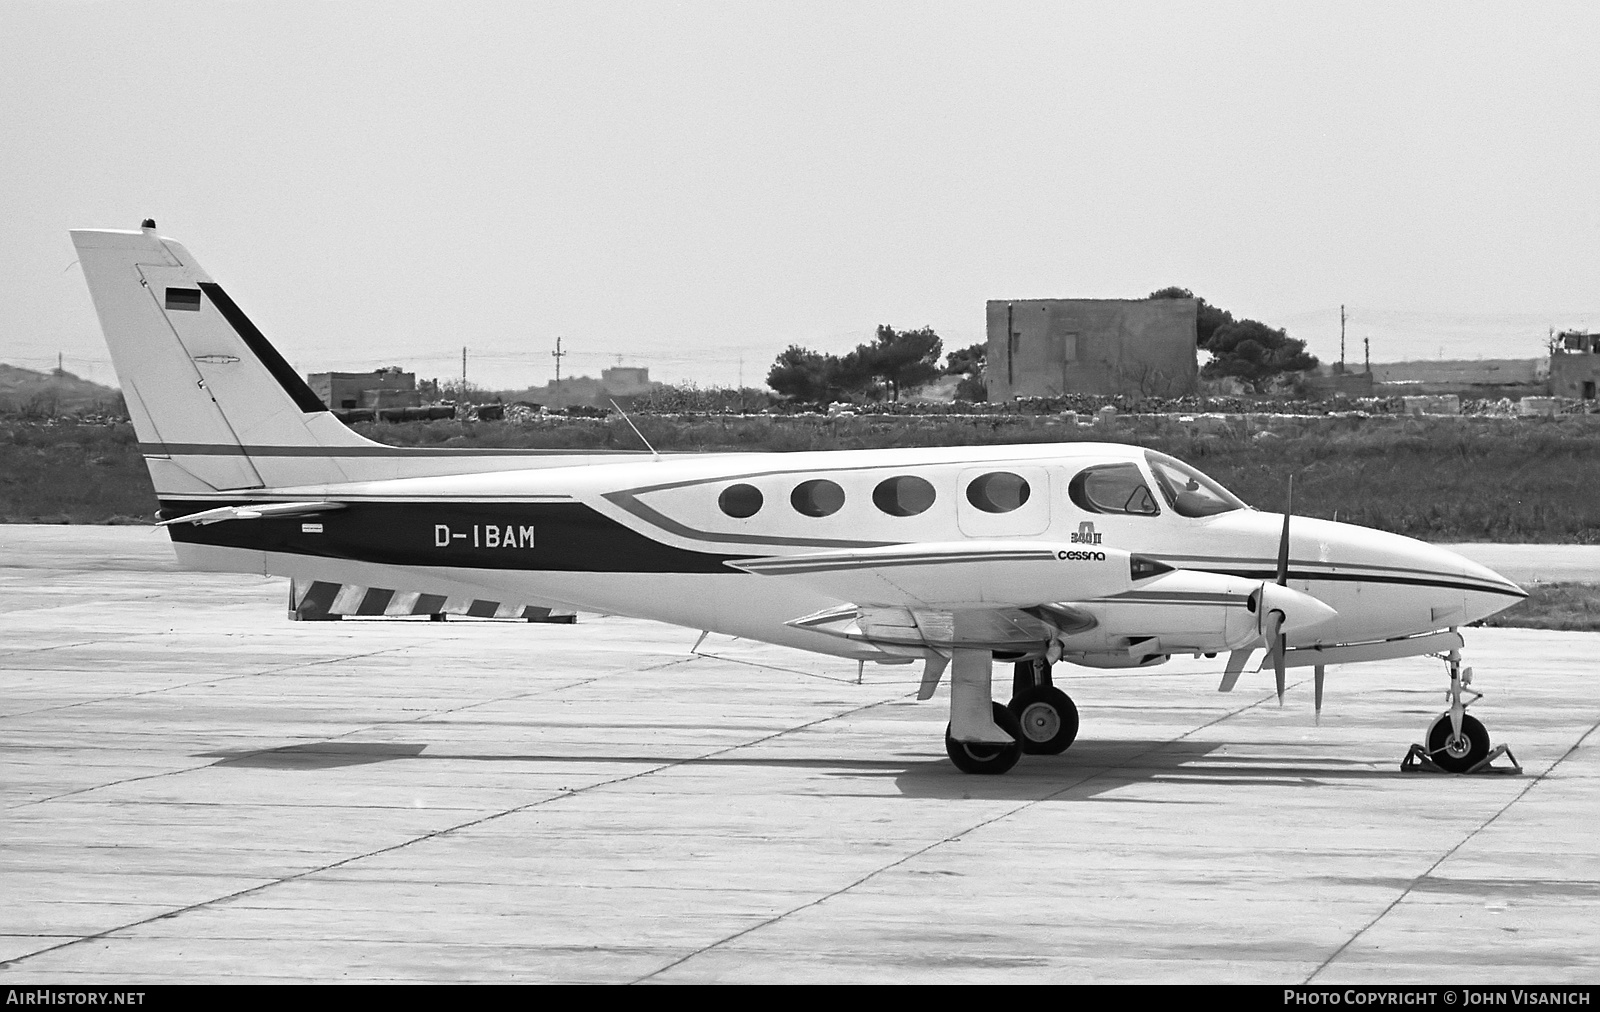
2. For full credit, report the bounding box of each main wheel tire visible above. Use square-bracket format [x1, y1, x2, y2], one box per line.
[1426, 713, 1490, 773]
[944, 702, 1024, 775]
[1008, 686, 1080, 755]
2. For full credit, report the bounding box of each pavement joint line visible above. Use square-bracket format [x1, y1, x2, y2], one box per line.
[1303, 712, 1600, 984]
[2, 638, 119, 657]
[0, 681, 907, 974]
[629, 685, 1289, 983]
[2, 647, 420, 809]
[3, 653, 695, 810]
[0, 646, 413, 723]
[300, 654, 699, 748]
[691, 649, 893, 684]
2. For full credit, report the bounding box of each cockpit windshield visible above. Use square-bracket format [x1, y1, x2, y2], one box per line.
[1068, 462, 1161, 516]
[1144, 451, 1248, 518]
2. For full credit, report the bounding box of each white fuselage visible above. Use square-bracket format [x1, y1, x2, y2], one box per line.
[168, 441, 1524, 665]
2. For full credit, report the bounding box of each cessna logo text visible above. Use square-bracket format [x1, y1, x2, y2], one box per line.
[1057, 550, 1106, 561]
[434, 524, 535, 549]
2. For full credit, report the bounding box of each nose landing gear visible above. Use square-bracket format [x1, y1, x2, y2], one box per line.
[1402, 645, 1521, 775]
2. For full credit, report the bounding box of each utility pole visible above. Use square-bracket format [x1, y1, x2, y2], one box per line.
[461, 346, 467, 399]
[1339, 305, 1346, 373]
[552, 336, 566, 385]
[1363, 337, 1370, 376]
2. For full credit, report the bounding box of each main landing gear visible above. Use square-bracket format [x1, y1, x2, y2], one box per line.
[945, 703, 1024, 775]
[1402, 646, 1521, 775]
[1009, 658, 1079, 756]
[941, 659, 1082, 774]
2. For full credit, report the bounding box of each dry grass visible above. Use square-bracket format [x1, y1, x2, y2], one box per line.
[0, 422, 154, 523]
[1480, 583, 1600, 632]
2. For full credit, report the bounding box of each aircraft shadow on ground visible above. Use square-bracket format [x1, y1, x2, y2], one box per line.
[195, 737, 1423, 799]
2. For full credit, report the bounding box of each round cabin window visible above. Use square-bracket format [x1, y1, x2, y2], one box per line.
[791, 479, 846, 517]
[872, 475, 936, 517]
[718, 483, 763, 518]
[966, 471, 1031, 513]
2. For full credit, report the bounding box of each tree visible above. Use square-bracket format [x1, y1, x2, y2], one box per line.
[943, 342, 987, 401]
[765, 325, 945, 403]
[1149, 287, 1316, 391]
[766, 346, 839, 402]
[864, 325, 942, 402]
[1201, 319, 1319, 389]
[1149, 286, 1235, 347]
[943, 342, 985, 376]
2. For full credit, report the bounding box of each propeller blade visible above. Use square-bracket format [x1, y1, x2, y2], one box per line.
[1273, 637, 1286, 704]
[1276, 474, 1293, 587]
[918, 653, 950, 701]
[1217, 649, 1253, 692]
[1264, 609, 1286, 705]
[1314, 663, 1326, 723]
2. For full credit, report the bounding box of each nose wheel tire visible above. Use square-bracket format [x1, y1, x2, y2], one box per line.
[945, 703, 1024, 775]
[1008, 686, 1080, 755]
[1425, 713, 1490, 774]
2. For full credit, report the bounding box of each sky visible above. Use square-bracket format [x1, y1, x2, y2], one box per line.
[3, 1, 1597, 391]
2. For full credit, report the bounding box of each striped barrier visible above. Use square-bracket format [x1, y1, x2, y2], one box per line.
[289, 579, 576, 623]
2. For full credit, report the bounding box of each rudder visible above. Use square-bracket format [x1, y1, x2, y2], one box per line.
[71, 223, 373, 494]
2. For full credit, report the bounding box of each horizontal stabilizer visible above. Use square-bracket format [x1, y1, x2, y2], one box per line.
[159, 501, 346, 526]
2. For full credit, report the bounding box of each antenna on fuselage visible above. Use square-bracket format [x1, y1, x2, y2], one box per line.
[609, 399, 660, 461]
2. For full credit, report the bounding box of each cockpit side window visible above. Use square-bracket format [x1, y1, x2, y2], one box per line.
[1068, 463, 1160, 516]
[1144, 451, 1248, 518]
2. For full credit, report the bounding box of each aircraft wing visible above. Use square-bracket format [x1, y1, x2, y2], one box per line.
[732, 541, 1144, 654]
[785, 601, 1090, 653]
[729, 541, 1162, 610]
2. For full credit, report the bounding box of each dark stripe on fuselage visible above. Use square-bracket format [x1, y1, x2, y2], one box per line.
[161, 499, 741, 573]
[1155, 552, 1524, 597]
[1096, 591, 1244, 606]
[1172, 565, 1525, 598]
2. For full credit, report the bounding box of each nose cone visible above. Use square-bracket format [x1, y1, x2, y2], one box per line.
[1207, 512, 1528, 640]
[1452, 551, 1528, 624]
[1322, 522, 1527, 631]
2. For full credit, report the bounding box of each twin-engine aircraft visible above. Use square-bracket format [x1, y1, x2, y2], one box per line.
[71, 223, 1527, 774]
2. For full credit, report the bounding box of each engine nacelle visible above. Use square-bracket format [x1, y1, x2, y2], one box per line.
[1062, 651, 1168, 669]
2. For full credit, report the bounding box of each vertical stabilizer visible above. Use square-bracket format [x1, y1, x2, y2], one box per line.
[71, 224, 376, 493]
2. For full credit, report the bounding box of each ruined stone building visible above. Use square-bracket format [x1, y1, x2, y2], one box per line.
[1549, 331, 1600, 399]
[985, 298, 1198, 400]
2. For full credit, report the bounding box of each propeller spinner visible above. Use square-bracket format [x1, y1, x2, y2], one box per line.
[1219, 475, 1338, 706]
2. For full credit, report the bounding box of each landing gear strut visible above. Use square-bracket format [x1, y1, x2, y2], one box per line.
[1008, 660, 1079, 756]
[1402, 646, 1520, 775]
